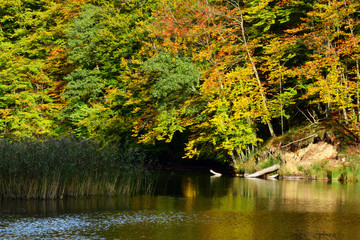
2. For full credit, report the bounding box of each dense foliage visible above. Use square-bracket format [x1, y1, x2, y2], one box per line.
[1, 0, 360, 165]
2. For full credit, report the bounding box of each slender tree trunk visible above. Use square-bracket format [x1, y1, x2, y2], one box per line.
[343, 108, 349, 124]
[340, 69, 350, 125]
[357, 59, 360, 122]
[236, 4, 275, 137]
[326, 102, 331, 118]
[279, 64, 284, 135]
[324, 73, 332, 119]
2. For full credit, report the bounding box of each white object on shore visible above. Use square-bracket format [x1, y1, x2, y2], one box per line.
[210, 169, 222, 176]
[267, 174, 279, 179]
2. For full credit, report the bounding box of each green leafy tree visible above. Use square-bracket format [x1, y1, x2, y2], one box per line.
[60, 4, 105, 137]
[61, 0, 158, 141]
[129, 52, 200, 144]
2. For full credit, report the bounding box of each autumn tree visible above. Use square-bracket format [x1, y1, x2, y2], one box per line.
[127, 0, 307, 164]
[288, 0, 360, 134]
[0, 0, 87, 138]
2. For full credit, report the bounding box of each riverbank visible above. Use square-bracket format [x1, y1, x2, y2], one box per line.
[235, 120, 360, 182]
[0, 137, 155, 199]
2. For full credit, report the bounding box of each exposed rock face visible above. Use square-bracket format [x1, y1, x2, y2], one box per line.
[281, 141, 338, 173]
[300, 142, 337, 162]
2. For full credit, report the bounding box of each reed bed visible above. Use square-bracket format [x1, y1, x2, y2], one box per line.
[0, 137, 155, 199]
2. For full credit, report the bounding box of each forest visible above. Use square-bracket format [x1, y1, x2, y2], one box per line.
[1, 0, 360, 171]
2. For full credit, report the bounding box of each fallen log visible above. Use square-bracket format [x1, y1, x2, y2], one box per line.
[281, 134, 316, 149]
[245, 164, 280, 178]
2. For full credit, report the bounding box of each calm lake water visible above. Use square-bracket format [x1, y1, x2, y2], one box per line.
[1, 171, 360, 240]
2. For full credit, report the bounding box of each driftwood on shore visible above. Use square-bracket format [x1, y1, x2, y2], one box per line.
[210, 169, 222, 176]
[267, 174, 279, 179]
[245, 164, 280, 178]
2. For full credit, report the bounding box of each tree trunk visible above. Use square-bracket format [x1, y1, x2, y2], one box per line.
[234, 2, 275, 137]
[279, 64, 284, 135]
[245, 164, 281, 178]
[357, 59, 360, 123]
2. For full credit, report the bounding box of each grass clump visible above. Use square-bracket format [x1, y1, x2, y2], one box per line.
[339, 162, 360, 183]
[258, 154, 281, 169]
[333, 145, 360, 183]
[293, 158, 360, 183]
[309, 161, 329, 180]
[233, 148, 282, 174]
[0, 137, 155, 199]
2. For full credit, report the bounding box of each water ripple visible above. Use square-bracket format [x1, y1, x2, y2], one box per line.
[0, 211, 201, 239]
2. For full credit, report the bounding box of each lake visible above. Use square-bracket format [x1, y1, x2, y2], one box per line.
[1, 171, 360, 240]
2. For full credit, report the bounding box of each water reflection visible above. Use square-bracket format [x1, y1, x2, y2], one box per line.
[2, 172, 360, 239]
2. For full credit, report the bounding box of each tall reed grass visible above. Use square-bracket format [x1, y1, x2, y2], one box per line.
[0, 137, 156, 199]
